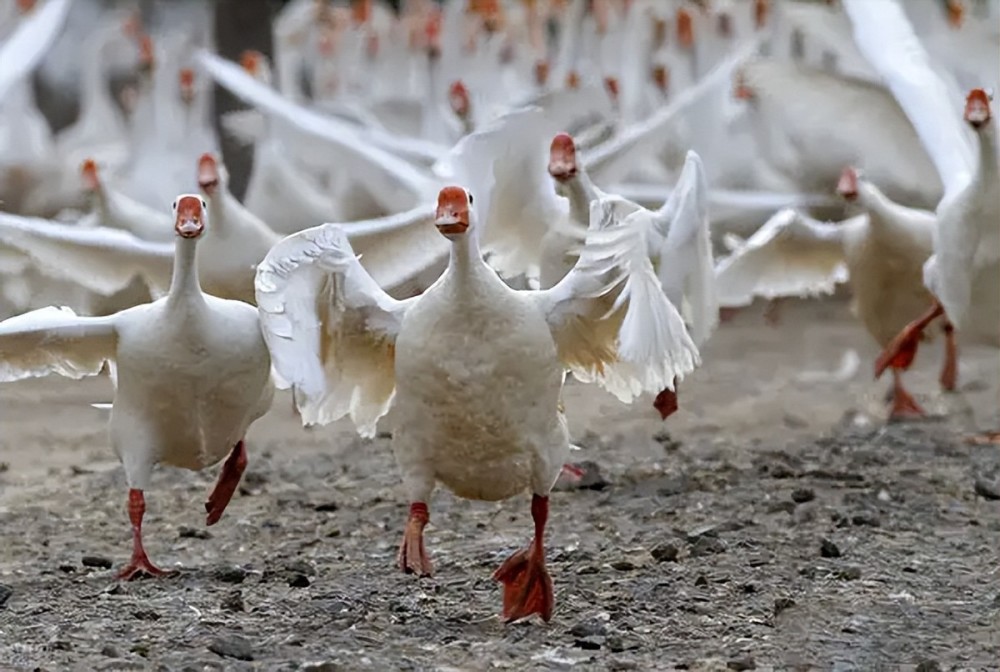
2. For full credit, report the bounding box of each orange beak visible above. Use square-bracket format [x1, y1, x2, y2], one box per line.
[449, 81, 471, 119]
[565, 70, 580, 90]
[965, 88, 992, 128]
[240, 50, 261, 75]
[548, 133, 578, 182]
[947, 0, 964, 28]
[603, 76, 620, 104]
[754, 0, 769, 29]
[676, 8, 694, 49]
[175, 195, 205, 239]
[733, 70, 753, 100]
[179, 69, 195, 105]
[837, 167, 858, 200]
[652, 64, 670, 95]
[81, 159, 100, 192]
[534, 60, 550, 86]
[197, 154, 220, 195]
[435, 186, 471, 236]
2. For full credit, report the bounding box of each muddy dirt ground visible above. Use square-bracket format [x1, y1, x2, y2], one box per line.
[1, 299, 998, 671]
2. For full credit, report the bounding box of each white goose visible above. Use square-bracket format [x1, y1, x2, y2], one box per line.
[255, 183, 698, 622]
[844, 0, 999, 440]
[0, 194, 274, 579]
[713, 165, 946, 421]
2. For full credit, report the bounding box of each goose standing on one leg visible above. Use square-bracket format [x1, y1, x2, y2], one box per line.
[0, 195, 274, 579]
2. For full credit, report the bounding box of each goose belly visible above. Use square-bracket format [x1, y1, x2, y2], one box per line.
[392, 301, 565, 501]
[845, 234, 935, 346]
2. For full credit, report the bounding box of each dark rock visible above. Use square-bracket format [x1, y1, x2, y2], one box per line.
[82, 555, 113, 569]
[213, 566, 248, 584]
[130, 643, 150, 657]
[573, 636, 604, 650]
[606, 636, 626, 653]
[651, 543, 679, 562]
[554, 461, 610, 491]
[58, 564, 75, 573]
[133, 609, 161, 621]
[915, 660, 942, 672]
[288, 573, 311, 588]
[773, 597, 796, 616]
[850, 512, 881, 527]
[569, 619, 607, 638]
[313, 501, 340, 512]
[727, 657, 756, 671]
[820, 539, 841, 558]
[302, 664, 344, 672]
[836, 566, 862, 581]
[653, 430, 683, 452]
[0, 584, 11, 609]
[992, 593, 1000, 608]
[221, 590, 245, 612]
[694, 574, 709, 587]
[791, 488, 815, 504]
[178, 526, 212, 540]
[285, 559, 316, 575]
[767, 501, 796, 515]
[689, 536, 726, 557]
[208, 635, 254, 661]
[46, 639, 72, 651]
[974, 478, 1000, 501]
[100, 645, 122, 658]
[608, 657, 637, 670]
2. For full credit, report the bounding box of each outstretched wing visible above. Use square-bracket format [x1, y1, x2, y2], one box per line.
[0, 305, 117, 383]
[0, 0, 73, 100]
[255, 224, 416, 436]
[714, 208, 849, 307]
[532, 196, 700, 403]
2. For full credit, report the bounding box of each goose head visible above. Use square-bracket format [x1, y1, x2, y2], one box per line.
[548, 133, 578, 183]
[836, 166, 859, 202]
[534, 60, 550, 87]
[435, 186, 474, 238]
[732, 69, 753, 101]
[754, 0, 769, 29]
[565, 70, 580, 90]
[197, 153, 223, 197]
[81, 159, 100, 193]
[173, 194, 207, 239]
[179, 68, 195, 106]
[676, 7, 694, 50]
[964, 89, 992, 130]
[240, 49, 273, 86]
[448, 80, 471, 121]
[652, 64, 670, 95]
[603, 76, 620, 106]
[947, 0, 964, 29]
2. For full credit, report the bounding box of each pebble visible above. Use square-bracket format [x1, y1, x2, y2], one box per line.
[835, 566, 862, 581]
[973, 478, 1000, 501]
[694, 574, 709, 587]
[82, 555, 113, 569]
[302, 663, 344, 672]
[820, 539, 841, 558]
[689, 536, 726, 557]
[288, 573, 311, 588]
[100, 645, 122, 658]
[313, 501, 340, 512]
[0, 583, 12, 608]
[850, 512, 881, 527]
[790, 488, 815, 504]
[569, 619, 607, 638]
[221, 589, 245, 612]
[208, 635, 254, 661]
[650, 542, 679, 562]
[727, 657, 756, 671]
[915, 660, 942, 672]
[573, 636, 604, 650]
[132, 608, 161, 621]
[178, 526, 212, 540]
[58, 564, 75, 573]
[213, 565, 249, 584]
[773, 597, 796, 616]
[554, 460, 610, 491]
[608, 659, 638, 671]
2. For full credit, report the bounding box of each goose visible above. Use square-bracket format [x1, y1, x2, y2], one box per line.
[714, 163, 949, 420]
[0, 194, 274, 579]
[254, 182, 698, 622]
[79, 158, 173, 243]
[843, 0, 999, 440]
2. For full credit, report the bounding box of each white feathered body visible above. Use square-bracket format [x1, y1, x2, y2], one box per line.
[111, 295, 273, 484]
[392, 260, 568, 503]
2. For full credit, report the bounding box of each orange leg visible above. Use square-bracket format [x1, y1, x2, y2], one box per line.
[398, 502, 432, 576]
[117, 489, 174, 581]
[939, 321, 958, 392]
[888, 368, 925, 421]
[493, 494, 554, 623]
[205, 441, 247, 526]
[875, 301, 945, 379]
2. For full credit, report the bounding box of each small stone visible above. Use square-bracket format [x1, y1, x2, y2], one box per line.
[569, 619, 607, 638]
[58, 564, 75, 573]
[82, 555, 113, 569]
[727, 657, 756, 671]
[178, 526, 212, 540]
[130, 643, 150, 657]
[851, 512, 881, 527]
[302, 664, 343, 672]
[766, 501, 796, 515]
[694, 574, 709, 587]
[689, 536, 726, 557]
[100, 645, 122, 658]
[576, 565, 599, 575]
[208, 635, 254, 661]
[836, 566, 862, 581]
[573, 636, 604, 650]
[213, 566, 248, 584]
[773, 597, 796, 616]
[288, 573, 311, 588]
[992, 593, 1000, 608]
[915, 660, 942, 672]
[820, 539, 841, 558]
[651, 543, 679, 562]
[46, 639, 72, 651]
[220, 590, 244, 612]
[790, 488, 815, 504]
[284, 559, 315, 575]
[133, 608, 161, 621]
[313, 501, 340, 512]
[606, 636, 626, 653]
[0, 584, 11, 609]
[325, 528, 342, 538]
[974, 478, 1000, 501]
[608, 659, 637, 671]
[554, 460, 610, 491]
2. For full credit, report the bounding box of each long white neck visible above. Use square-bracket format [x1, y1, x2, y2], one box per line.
[559, 170, 600, 227]
[167, 236, 204, 306]
[447, 226, 485, 279]
[974, 123, 998, 184]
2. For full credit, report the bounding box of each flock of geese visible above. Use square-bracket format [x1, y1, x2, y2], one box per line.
[0, 0, 997, 623]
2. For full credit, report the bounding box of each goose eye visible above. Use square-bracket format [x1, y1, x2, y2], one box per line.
[200, 198, 207, 209]
[468, 192, 474, 205]
[172, 200, 177, 210]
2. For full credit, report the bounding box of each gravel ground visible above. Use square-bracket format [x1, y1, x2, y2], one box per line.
[1, 299, 998, 671]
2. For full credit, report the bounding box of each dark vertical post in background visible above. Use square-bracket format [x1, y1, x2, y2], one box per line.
[212, 0, 277, 201]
